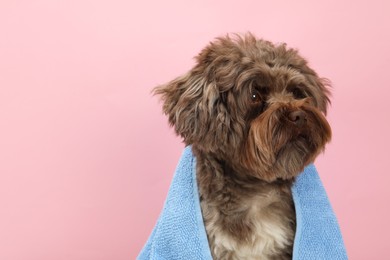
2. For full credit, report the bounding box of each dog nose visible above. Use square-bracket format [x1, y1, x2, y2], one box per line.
[288, 110, 307, 127]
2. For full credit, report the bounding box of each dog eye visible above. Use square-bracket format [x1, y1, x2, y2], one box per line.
[251, 87, 269, 103]
[291, 87, 307, 99]
[251, 90, 262, 103]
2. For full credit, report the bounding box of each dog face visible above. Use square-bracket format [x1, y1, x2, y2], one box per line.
[155, 33, 331, 182]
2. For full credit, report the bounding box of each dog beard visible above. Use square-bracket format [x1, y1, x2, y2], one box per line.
[241, 98, 331, 182]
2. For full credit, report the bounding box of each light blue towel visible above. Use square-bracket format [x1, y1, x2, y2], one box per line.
[138, 146, 347, 259]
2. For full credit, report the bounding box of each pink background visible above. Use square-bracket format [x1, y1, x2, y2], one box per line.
[1, 1, 389, 259]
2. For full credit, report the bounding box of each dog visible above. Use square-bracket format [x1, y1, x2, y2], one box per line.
[154, 33, 332, 259]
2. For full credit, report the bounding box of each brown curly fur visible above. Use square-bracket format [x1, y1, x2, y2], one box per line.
[154, 33, 332, 259]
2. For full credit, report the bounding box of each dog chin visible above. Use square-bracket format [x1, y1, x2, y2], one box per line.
[276, 138, 316, 166]
[272, 133, 321, 178]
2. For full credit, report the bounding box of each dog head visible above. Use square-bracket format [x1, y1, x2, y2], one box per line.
[155, 33, 331, 182]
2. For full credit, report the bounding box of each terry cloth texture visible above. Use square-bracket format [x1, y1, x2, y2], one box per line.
[138, 146, 348, 260]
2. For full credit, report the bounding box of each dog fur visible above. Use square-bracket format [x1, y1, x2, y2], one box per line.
[154, 33, 332, 259]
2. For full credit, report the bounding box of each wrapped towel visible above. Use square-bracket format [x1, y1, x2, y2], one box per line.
[138, 146, 347, 260]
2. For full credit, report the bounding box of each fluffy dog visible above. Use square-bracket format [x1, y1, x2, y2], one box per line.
[154, 33, 332, 259]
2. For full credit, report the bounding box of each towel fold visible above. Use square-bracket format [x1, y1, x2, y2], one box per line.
[138, 146, 347, 259]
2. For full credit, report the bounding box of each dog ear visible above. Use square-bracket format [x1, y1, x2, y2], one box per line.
[153, 70, 219, 145]
[154, 37, 246, 152]
[296, 62, 331, 114]
[306, 75, 332, 115]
